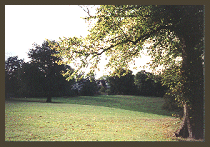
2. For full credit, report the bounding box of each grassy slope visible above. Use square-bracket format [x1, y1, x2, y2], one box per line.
[5, 95, 181, 141]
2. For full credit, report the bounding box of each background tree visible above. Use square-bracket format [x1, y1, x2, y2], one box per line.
[134, 70, 154, 96]
[134, 70, 167, 97]
[152, 74, 168, 97]
[107, 69, 136, 95]
[79, 77, 98, 96]
[5, 56, 24, 98]
[17, 62, 45, 97]
[28, 41, 74, 102]
[71, 75, 98, 96]
[48, 5, 204, 139]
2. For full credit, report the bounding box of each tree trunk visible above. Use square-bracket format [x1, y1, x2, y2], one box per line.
[46, 92, 52, 102]
[175, 37, 204, 139]
[46, 95, 52, 102]
[175, 103, 192, 138]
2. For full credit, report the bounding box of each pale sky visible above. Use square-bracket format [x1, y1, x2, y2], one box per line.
[5, 5, 92, 61]
[5, 5, 152, 78]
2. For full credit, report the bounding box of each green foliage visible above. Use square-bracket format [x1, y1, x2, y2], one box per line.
[134, 70, 167, 97]
[5, 56, 24, 97]
[162, 89, 183, 112]
[71, 74, 99, 96]
[134, 70, 154, 96]
[27, 41, 75, 98]
[79, 78, 98, 96]
[107, 69, 136, 95]
[47, 5, 203, 88]
[99, 86, 106, 93]
[5, 41, 75, 98]
[17, 62, 46, 97]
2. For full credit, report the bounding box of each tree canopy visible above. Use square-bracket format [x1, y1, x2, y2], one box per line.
[5, 41, 75, 100]
[28, 41, 75, 102]
[134, 70, 167, 97]
[107, 69, 136, 95]
[48, 5, 203, 78]
[5, 56, 24, 97]
[48, 5, 204, 139]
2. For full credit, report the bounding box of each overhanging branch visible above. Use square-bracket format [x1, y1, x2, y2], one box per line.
[95, 25, 173, 55]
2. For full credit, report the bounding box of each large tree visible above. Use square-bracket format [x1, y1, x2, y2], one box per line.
[28, 41, 74, 102]
[48, 5, 204, 139]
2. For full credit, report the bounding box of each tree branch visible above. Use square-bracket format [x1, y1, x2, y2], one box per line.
[132, 25, 173, 45]
[78, 5, 91, 17]
[96, 25, 173, 55]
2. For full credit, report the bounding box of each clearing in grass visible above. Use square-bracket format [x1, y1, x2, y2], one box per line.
[5, 95, 182, 141]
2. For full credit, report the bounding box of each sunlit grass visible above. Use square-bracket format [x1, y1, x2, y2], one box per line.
[5, 95, 181, 141]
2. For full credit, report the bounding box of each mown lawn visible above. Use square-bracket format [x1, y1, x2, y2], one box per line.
[5, 95, 182, 141]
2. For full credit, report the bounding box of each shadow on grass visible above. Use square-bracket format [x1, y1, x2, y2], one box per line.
[58, 95, 176, 117]
[5, 98, 62, 103]
[5, 95, 176, 117]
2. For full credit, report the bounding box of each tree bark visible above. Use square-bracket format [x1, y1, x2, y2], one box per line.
[175, 103, 192, 138]
[46, 91, 52, 102]
[174, 36, 204, 139]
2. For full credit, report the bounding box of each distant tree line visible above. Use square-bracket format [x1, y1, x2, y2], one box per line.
[71, 76, 98, 96]
[6, 41, 171, 106]
[103, 69, 168, 97]
[5, 41, 75, 102]
[5, 41, 102, 101]
[99, 69, 179, 111]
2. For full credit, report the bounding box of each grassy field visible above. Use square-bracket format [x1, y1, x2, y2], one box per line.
[5, 95, 182, 141]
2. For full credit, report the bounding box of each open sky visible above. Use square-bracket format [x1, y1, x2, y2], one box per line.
[5, 5, 152, 78]
[5, 5, 91, 61]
